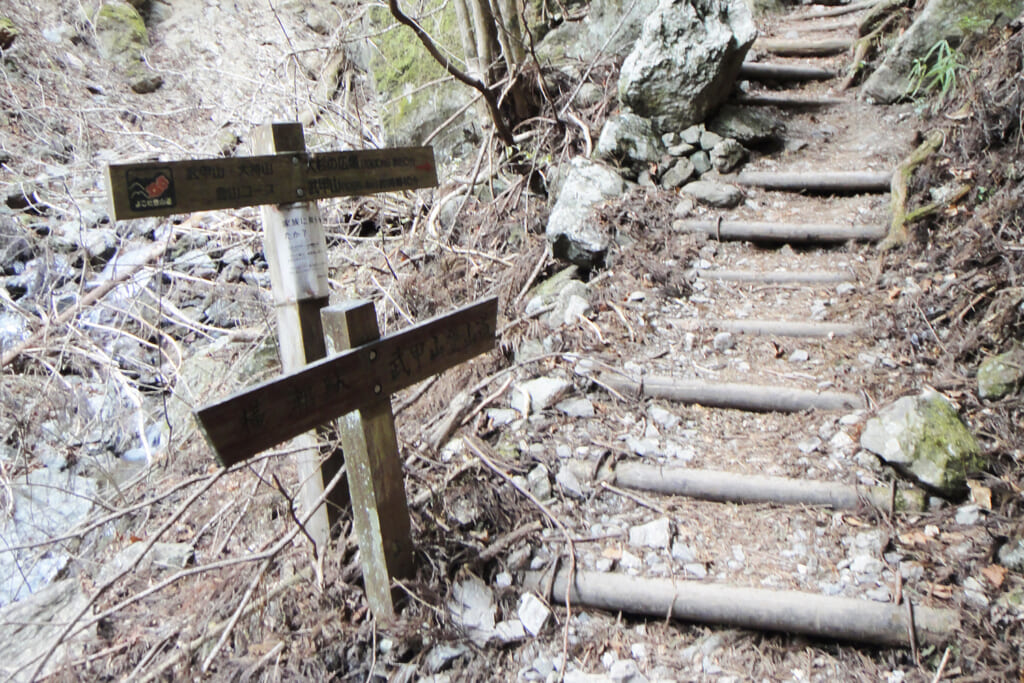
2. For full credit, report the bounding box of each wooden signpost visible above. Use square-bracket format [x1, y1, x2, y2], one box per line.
[106, 123, 498, 620]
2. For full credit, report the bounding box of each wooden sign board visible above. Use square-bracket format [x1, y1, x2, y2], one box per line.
[106, 146, 437, 219]
[196, 296, 498, 466]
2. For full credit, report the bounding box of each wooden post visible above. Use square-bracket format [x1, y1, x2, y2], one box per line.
[321, 301, 414, 620]
[253, 122, 334, 548]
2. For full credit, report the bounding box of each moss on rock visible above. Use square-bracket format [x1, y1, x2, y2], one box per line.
[95, 1, 149, 69]
[0, 17, 19, 50]
[978, 344, 1024, 400]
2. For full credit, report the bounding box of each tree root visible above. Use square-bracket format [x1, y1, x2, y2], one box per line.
[880, 130, 945, 251]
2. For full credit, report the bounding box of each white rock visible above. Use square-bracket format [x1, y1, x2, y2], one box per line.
[556, 466, 586, 499]
[798, 436, 822, 454]
[516, 377, 572, 414]
[683, 562, 708, 579]
[448, 575, 496, 646]
[955, 504, 983, 525]
[557, 397, 595, 418]
[609, 659, 649, 683]
[712, 331, 735, 351]
[829, 430, 855, 453]
[527, 465, 552, 500]
[629, 517, 673, 549]
[648, 405, 680, 430]
[518, 592, 551, 636]
[495, 619, 526, 643]
[788, 349, 809, 363]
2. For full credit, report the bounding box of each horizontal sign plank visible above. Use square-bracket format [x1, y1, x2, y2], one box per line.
[195, 296, 498, 467]
[106, 146, 437, 219]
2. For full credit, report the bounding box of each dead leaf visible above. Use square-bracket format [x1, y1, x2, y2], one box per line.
[927, 583, 954, 600]
[968, 480, 993, 510]
[899, 530, 931, 547]
[981, 564, 1007, 589]
[602, 546, 622, 560]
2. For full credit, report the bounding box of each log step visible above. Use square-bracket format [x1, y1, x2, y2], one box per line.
[735, 94, 846, 108]
[688, 269, 855, 284]
[732, 170, 892, 194]
[790, 0, 879, 21]
[738, 62, 837, 82]
[673, 318, 867, 338]
[675, 220, 886, 243]
[613, 462, 915, 512]
[754, 38, 852, 57]
[523, 569, 959, 647]
[600, 374, 864, 412]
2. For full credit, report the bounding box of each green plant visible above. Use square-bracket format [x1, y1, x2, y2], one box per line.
[907, 39, 965, 112]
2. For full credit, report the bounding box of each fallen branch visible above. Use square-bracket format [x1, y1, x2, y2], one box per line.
[880, 130, 944, 250]
[522, 569, 959, 647]
[675, 219, 886, 243]
[612, 462, 922, 513]
[734, 94, 846, 108]
[732, 170, 892, 194]
[598, 373, 864, 412]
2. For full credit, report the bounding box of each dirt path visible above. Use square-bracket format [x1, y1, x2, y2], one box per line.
[492, 5, 970, 680]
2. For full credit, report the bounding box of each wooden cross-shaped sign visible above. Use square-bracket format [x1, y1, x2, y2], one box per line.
[106, 123, 498, 620]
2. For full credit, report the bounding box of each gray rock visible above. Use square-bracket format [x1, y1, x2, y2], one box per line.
[683, 180, 744, 208]
[546, 158, 626, 267]
[998, 539, 1024, 572]
[94, 2, 149, 69]
[648, 405, 680, 430]
[673, 197, 696, 217]
[1, 469, 97, 607]
[629, 517, 672, 549]
[681, 124, 704, 145]
[574, 82, 605, 109]
[174, 248, 218, 279]
[556, 466, 586, 498]
[712, 331, 735, 351]
[690, 150, 712, 175]
[527, 464, 553, 500]
[0, 580, 94, 682]
[667, 142, 696, 156]
[699, 129, 724, 151]
[495, 619, 527, 644]
[860, 391, 983, 497]
[514, 377, 572, 414]
[447, 575, 496, 646]
[978, 345, 1024, 400]
[618, 0, 756, 132]
[710, 138, 747, 173]
[660, 158, 696, 189]
[518, 592, 551, 636]
[863, 0, 1024, 103]
[556, 397, 595, 418]
[789, 349, 810, 363]
[707, 105, 784, 145]
[609, 659, 649, 683]
[955, 504, 983, 526]
[96, 542, 195, 585]
[595, 112, 665, 178]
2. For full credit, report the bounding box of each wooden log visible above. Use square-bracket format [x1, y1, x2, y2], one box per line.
[687, 269, 855, 284]
[734, 94, 846, 108]
[322, 301, 414, 620]
[732, 171, 892, 194]
[522, 569, 959, 647]
[600, 374, 864, 412]
[704, 318, 867, 338]
[254, 122, 333, 548]
[791, 0, 880, 21]
[738, 62, 836, 82]
[613, 462, 922, 512]
[675, 220, 886, 243]
[754, 38, 852, 57]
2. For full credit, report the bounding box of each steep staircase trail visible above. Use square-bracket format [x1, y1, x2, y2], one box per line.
[521, 2, 962, 667]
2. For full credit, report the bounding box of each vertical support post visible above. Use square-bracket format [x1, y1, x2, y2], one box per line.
[253, 122, 338, 549]
[322, 301, 414, 620]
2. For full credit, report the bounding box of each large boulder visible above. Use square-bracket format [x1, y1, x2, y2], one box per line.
[545, 158, 626, 268]
[860, 391, 983, 497]
[863, 0, 1024, 103]
[618, 0, 757, 132]
[537, 0, 661, 62]
[93, 1, 164, 93]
